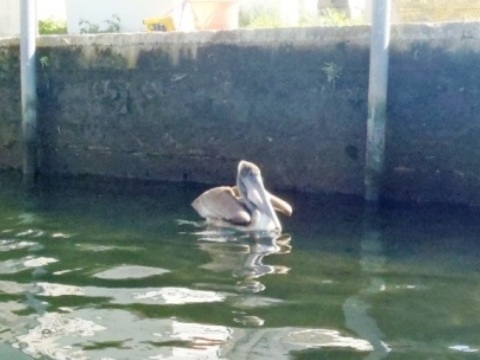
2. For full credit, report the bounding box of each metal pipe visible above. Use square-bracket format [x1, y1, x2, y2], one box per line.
[20, 0, 38, 183]
[365, 0, 391, 203]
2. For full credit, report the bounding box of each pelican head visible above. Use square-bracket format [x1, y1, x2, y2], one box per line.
[191, 160, 292, 233]
[236, 161, 282, 232]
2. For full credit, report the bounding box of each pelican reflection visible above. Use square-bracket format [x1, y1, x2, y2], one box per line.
[195, 232, 292, 294]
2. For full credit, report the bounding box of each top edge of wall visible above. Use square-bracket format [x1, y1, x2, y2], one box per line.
[1, 22, 480, 48]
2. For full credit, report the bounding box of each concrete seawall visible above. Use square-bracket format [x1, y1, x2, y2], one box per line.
[1, 23, 480, 205]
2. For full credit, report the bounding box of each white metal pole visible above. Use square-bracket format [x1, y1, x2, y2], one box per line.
[20, 0, 38, 182]
[365, 0, 391, 202]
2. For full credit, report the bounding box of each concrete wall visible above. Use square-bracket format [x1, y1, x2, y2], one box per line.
[1, 23, 480, 205]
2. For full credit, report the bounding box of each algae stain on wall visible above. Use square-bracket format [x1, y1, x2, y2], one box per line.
[0, 45, 22, 169]
[0, 47, 20, 84]
[79, 46, 129, 70]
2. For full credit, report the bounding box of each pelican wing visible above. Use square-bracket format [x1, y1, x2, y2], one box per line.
[269, 193, 293, 216]
[191, 186, 251, 225]
[231, 186, 292, 217]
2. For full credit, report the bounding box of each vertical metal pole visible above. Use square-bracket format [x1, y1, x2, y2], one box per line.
[365, 0, 391, 202]
[20, 0, 38, 183]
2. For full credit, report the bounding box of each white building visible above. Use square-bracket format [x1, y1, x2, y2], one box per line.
[0, 0, 66, 37]
[65, 0, 183, 33]
[0, 0, 373, 38]
[0, 0, 325, 37]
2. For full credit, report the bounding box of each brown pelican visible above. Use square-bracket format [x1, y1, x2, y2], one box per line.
[192, 160, 292, 233]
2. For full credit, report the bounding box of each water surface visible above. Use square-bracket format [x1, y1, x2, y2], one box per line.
[0, 171, 479, 359]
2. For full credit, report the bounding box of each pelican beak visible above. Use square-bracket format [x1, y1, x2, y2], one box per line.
[238, 162, 282, 232]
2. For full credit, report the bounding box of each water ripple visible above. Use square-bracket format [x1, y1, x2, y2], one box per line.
[0, 240, 39, 252]
[448, 344, 479, 353]
[16, 311, 107, 359]
[93, 265, 170, 280]
[0, 256, 58, 274]
[133, 287, 227, 305]
[15, 229, 45, 238]
[35, 282, 229, 305]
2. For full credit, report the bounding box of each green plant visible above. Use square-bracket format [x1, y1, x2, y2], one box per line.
[79, 14, 121, 34]
[0, 48, 19, 82]
[38, 55, 51, 92]
[240, 6, 282, 28]
[39, 56, 49, 69]
[322, 61, 342, 89]
[103, 14, 121, 33]
[39, 18, 67, 35]
[302, 8, 363, 27]
[320, 8, 350, 25]
[79, 20, 100, 34]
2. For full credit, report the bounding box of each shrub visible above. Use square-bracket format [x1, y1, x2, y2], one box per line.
[240, 5, 282, 28]
[79, 14, 121, 34]
[39, 18, 67, 35]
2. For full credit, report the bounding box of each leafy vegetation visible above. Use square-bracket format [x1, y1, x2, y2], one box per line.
[321, 61, 343, 89]
[240, 5, 282, 29]
[79, 14, 121, 34]
[303, 8, 364, 26]
[240, 7, 363, 29]
[38, 18, 67, 35]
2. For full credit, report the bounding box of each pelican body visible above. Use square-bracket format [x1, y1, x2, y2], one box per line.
[192, 160, 292, 233]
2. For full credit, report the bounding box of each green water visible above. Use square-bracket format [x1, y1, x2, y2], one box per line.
[0, 171, 479, 359]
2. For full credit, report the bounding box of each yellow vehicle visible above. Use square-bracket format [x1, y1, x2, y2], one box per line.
[143, 16, 175, 32]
